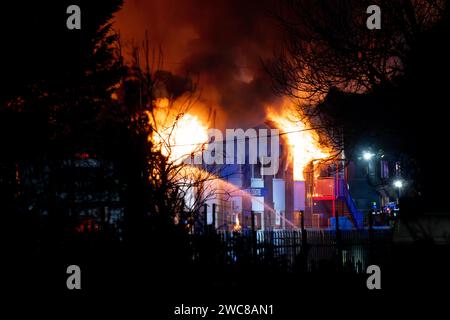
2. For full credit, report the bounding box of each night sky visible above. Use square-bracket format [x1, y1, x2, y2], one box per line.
[115, 0, 284, 129]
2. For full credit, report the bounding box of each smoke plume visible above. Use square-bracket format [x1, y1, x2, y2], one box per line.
[115, 0, 283, 128]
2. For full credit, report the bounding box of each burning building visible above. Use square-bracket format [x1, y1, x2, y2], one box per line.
[201, 124, 295, 231]
[191, 116, 362, 232]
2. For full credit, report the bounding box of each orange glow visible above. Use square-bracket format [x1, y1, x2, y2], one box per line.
[154, 97, 170, 109]
[267, 104, 331, 181]
[147, 98, 209, 164]
[233, 214, 242, 232]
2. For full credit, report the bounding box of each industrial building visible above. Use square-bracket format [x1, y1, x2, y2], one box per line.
[198, 125, 405, 231]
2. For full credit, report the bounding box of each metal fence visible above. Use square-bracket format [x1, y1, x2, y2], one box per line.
[191, 228, 393, 273]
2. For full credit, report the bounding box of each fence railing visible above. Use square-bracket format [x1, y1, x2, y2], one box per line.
[190, 229, 393, 273]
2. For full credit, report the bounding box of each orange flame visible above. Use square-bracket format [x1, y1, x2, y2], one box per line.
[267, 104, 331, 181]
[233, 214, 242, 232]
[148, 98, 209, 164]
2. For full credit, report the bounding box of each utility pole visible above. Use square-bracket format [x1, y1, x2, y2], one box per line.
[335, 161, 342, 272]
[203, 203, 208, 234]
[368, 204, 374, 265]
[251, 210, 257, 259]
[300, 210, 308, 272]
[212, 203, 216, 232]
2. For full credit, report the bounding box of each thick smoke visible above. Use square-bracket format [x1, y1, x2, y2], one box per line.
[115, 0, 282, 128]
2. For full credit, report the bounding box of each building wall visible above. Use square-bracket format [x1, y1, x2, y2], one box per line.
[202, 127, 298, 231]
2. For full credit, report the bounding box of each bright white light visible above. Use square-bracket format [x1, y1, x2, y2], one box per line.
[362, 151, 374, 161]
[393, 180, 403, 189]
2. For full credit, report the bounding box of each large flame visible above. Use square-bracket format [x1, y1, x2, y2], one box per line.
[146, 98, 211, 212]
[149, 98, 209, 164]
[148, 97, 331, 182]
[267, 104, 331, 181]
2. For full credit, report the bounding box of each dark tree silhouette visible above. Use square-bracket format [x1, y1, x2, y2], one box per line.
[268, 0, 450, 212]
[269, 0, 446, 101]
[0, 1, 124, 241]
